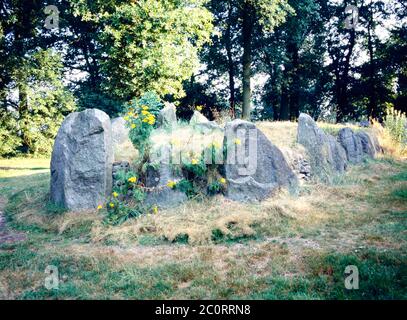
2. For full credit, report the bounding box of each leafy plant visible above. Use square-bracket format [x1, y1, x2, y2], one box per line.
[122, 92, 164, 158]
[383, 105, 407, 146]
[374, 106, 407, 158]
[174, 179, 197, 199]
[104, 169, 157, 225]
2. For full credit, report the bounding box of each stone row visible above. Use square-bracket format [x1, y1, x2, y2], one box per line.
[50, 109, 380, 210]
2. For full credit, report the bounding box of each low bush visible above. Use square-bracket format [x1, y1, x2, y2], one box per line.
[373, 106, 407, 159]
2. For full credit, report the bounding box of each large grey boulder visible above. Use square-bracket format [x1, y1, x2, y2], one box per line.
[144, 145, 187, 208]
[111, 117, 138, 162]
[297, 113, 347, 180]
[50, 109, 113, 211]
[194, 121, 223, 135]
[190, 111, 209, 125]
[157, 103, 177, 129]
[356, 131, 377, 158]
[224, 120, 298, 202]
[338, 128, 364, 164]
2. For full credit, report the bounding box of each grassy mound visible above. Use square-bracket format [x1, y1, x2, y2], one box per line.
[0, 122, 406, 299]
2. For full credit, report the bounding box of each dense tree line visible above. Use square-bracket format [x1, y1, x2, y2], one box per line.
[0, 0, 405, 156]
[190, 0, 406, 122]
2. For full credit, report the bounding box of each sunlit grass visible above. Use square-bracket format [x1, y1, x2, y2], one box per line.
[0, 158, 50, 178]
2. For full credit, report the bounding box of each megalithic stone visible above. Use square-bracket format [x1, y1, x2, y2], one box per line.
[224, 119, 298, 202]
[50, 109, 113, 211]
[297, 113, 348, 181]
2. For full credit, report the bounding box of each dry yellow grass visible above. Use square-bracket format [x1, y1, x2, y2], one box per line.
[372, 119, 407, 160]
[1, 125, 406, 299]
[2, 120, 398, 251]
[256, 121, 298, 149]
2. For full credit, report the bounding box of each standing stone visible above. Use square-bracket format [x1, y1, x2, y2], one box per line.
[111, 117, 138, 162]
[157, 103, 177, 129]
[190, 111, 209, 125]
[224, 120, 298, 202]
[338, 128, 364, 164]
[356, 131, 377, 158]
[50, 109, 113, 210]
[194, 121, 223, 135]
[297, 113, 347, 181]
[144, 145, 188, 208]
[371, 133, 383, 154]
[359, 120, 370, 128]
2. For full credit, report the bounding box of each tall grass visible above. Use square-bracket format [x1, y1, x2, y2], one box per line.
[373, 106, 407, 159]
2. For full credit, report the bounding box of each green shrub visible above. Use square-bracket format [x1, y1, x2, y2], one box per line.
[122, 92, 164, 158]
[103, 170, 157, 225]
[383, 105, 407, 146]
[0, 111, 22, 157]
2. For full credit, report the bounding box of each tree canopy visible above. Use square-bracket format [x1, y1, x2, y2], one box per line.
[0, 0, 406, 156]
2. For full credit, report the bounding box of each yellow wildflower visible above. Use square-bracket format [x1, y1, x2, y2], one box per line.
[141, 110, 150, 116]
[113, 192, 119, 198]
[97, 205, 103, 210]
[127, 111, 134, 117]
[171, 138, 181, 146]
[167, 180, 176, 189]
[234, 138, 241, 145]
[219, 178, 227, 184]
[123, 116, 130, 121]
[131, 124, 137, 129]
[142, 105, 149, 111]
[109, 203, 115, 209]
[152, 206, 158, 214]
[191, 158, 199, 165]
[196, 105, 203, 112]
[128, 177, 137, 183]
[212, 141, 222, 149]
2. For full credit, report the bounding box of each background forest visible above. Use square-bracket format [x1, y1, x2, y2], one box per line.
[0, 0, 406, 157]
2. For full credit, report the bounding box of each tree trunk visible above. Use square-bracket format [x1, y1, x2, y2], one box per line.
[242, 1, 253, 120]
[367, 6, 377, 119]
[280, 82, 289, 120]
[336, 28, 356, 122]
[289, 47, 300, 120]
[226, 0, 236, 118]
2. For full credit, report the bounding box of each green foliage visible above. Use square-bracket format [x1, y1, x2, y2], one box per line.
[174, 179, 197, 199]
[72, 0, 213, 101]
[207, 181, 222, 196]
[383, 105, 407, 146]
[75, 86, 122, 117]
[104, 169, 158, 225]
[168, 148, 227, 198]
[0, 112, 22, 157]
[0, 49, 76, 157]
[183, 156, 207, 178]
[123, 92, 164, 156]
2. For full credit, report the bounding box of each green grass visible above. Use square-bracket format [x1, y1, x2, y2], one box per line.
[0, 157, 406, 300]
